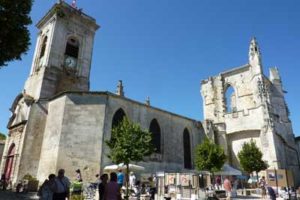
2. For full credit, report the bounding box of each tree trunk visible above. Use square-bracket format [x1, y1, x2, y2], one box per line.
[256, 171, 259, 188]
[211, 172, 215, 189]
[125, 164, 129, 200]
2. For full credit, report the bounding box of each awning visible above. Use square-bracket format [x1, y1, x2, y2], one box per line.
[214, 164, 242, 176]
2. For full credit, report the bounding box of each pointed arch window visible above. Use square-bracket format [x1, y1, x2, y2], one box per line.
[65, 37, 79, 58]
[225, 85, 237, 113]
[39, 36, 48, 58]
[111, 108, 126, 142]
[183, 128, 192, 169]
[149, 119, 161, 153]
[112, 108, 126, 129]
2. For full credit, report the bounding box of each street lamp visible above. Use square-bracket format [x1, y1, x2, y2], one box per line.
[272, 161, 278, 194]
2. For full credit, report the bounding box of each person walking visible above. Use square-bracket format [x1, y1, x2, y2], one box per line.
[0, 174, 6, 190]
[259, 176, 267, 199]
[53, 169, 71, 200]
[216, 176, 221, 190]
[75, 169, 82, 182]
[38, 174, 56, 200]
[117, 169, 124, 188]
[267, 186, 276, 200]
[223, 177, 232, 200]
[129, 172, 136, 189]
[98, 174, 108, 200]
[148, 177, 156, 200]
[104, 172, 121, 200]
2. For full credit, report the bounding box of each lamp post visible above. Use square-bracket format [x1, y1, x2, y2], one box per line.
[274, 167, 278, 194]
[273, 161, 278, 194]
[285, 169, 291, 200]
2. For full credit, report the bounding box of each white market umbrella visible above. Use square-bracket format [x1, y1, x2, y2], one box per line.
[103, 164, 119, 172]
[248, 176, 259, 184]
[215, 164, 242, 176]
[118, 163, 145, 171]
[103, 163, 145, 172]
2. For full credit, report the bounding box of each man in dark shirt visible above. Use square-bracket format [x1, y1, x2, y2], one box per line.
[98, 174, 108, 200]
[267, 186, 276, 200]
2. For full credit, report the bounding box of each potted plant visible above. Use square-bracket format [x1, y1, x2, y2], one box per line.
[23, 174, 39, 192]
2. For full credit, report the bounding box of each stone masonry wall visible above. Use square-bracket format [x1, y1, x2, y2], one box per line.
[55, 94, 106, 182]
[101, 93, 205, 174]
[17, 102, 48, 183]
[37, 97, 66, 181]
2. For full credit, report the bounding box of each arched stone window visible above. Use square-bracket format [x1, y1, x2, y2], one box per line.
[183, 128, 192, 169]
[4, 143, 16, 180]
[225, 85, 236, 113]
[149, 119, 161, 153]
[112, 108, 126, 129]
[39, 36, 48, 58]
[111, 108, 126, 142]
[65, 37, 79, 58]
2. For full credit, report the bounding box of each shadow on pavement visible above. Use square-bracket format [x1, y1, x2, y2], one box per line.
[232, 195, 261, 199]
[0, 190, 39, 200]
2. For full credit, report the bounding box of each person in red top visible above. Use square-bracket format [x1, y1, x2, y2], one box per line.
[223, 177, 232, 200]
[216, 176, 221, 190]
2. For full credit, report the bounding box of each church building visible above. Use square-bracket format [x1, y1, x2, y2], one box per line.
[0, 2, 205, 184]
[1, 1, 299, 186]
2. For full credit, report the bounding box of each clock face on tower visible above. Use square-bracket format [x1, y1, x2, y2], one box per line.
[65, 56, 77, 68]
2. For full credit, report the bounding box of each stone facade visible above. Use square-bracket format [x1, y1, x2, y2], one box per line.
[0, 140, 5, 165]
[0, 91, 204, 184]
[0, 2, 205, 184]
[201, 38, 300, 185]
[35, 92, 204, 182]
[1, 1, 299, 187]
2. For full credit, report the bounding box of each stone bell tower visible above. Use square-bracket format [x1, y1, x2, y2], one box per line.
[0, 1, 99, 185]
[24, 1, 99, 100]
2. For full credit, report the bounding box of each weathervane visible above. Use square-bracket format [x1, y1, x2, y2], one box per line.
[71, 0, 77, 8]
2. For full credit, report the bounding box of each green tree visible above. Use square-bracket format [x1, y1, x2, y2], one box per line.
[106, 117, 154, 199]
[237, 139, 268, 184]
[0, 132, 6, 140]
[0, 0, 33, 67]
[194, 138, 227, 186]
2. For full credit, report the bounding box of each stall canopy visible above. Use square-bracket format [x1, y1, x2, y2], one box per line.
[248, 176, 259, 184]
[103, 163, 145, 172]
[214, 164, 242, 176]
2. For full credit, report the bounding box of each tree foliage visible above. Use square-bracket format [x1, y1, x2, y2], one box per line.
[0, 132, 6, 140]
[237, 139, 268, 174]
[194, 138, 227, 173]
[106, 117, 154, 199]
[106, 117, 154, 165]
[0, 0, 33, 67]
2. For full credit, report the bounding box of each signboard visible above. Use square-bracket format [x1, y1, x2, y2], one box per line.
[266, 169, 294, 187]
[165, 173, 176, 185]
[180, 174, 190, 186]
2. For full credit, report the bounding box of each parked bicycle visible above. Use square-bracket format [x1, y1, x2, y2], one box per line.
[83, 182, 98, 200]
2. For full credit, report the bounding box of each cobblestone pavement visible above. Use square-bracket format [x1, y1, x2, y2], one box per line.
[0, 193, 266, 200]
[231, 196, 260, 199]
[0, 191, 281, 200]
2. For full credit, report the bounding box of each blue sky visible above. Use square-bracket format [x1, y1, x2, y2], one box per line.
[0, 0, 299, 136]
